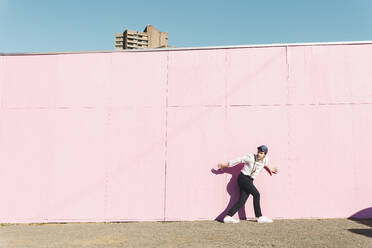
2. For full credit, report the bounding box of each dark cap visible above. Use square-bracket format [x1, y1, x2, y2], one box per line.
[257, 145, 268, 154]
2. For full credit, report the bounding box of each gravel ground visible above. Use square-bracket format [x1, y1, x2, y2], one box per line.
[0, 219, 371, 248]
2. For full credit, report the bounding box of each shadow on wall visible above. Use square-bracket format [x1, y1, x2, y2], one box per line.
[211, 163, 246, 222]
[348, 207, 372, 238]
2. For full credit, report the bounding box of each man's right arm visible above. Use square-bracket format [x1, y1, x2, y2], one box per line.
[218, 155, 249, 169]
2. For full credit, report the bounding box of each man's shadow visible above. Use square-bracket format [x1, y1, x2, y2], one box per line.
[211, 163, 247, 222]
[348, 207, 372, 238]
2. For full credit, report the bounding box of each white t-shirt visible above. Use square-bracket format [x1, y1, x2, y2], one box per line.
[228, 153, 269, 179]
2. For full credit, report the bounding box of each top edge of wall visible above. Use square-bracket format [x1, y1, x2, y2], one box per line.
[2, 40, 372, 56]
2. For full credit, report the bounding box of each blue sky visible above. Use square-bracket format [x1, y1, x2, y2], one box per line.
[1, 0, 372, 53]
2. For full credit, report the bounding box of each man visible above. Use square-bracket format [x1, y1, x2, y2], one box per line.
[218, 145, 278, 223]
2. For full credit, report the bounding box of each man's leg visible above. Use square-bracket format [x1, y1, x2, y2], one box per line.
[240, 176, 273, 223]
[238, 176, 262, 218]
[249, 184, 262, 218]
[226, 189, 249, 217]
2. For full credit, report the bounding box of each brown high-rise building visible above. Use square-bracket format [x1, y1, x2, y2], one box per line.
[115, 25, 169, 50]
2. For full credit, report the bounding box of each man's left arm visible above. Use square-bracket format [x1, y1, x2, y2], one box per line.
[264, 165, 279, 176]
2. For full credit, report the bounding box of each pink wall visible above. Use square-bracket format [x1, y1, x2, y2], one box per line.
[0, 43, 372, 223]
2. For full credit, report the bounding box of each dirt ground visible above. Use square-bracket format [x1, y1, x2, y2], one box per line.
[0, 218, 371, 248]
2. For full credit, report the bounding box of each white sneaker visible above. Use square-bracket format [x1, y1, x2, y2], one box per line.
[223, 215, 240, 224]
[257, 216, 273, 223]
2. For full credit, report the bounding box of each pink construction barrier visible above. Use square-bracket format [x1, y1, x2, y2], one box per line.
[0, 43, 371, 223]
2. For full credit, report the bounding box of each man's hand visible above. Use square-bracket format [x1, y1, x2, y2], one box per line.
[218, 162, 229, 170]
[271, 167, 279, 174]
[264, 166, 279, 176]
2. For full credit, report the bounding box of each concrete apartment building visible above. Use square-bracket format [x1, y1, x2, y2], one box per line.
[115, 25, 169, 50]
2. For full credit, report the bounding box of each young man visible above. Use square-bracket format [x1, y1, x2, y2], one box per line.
[218, 145, 278, 223]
